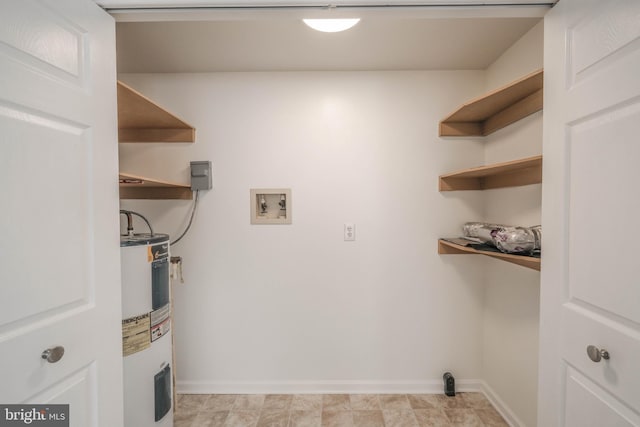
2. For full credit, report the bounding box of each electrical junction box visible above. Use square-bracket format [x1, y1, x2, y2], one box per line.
[190, 161, 212, 191]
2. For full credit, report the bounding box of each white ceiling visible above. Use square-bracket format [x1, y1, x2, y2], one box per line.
[112, 3, 549, 73]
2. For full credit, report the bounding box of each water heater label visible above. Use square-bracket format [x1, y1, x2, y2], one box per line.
[122, 313, 151, 356]
[148, 243, 169, 263]
[151, 304, 171, 342]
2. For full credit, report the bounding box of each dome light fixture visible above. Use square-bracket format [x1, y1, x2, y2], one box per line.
[303, 18, 361, 33]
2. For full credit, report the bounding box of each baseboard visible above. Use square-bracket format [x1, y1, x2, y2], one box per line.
[176, 379, 484, 395]
[479, 380, 525, 427]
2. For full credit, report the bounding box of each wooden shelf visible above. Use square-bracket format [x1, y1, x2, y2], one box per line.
[438, 239, 540, 271]
[119, 173, 192, 200]
[439, 155, 542, 191]
[439, 69, 543, 137]
[117, 81, 195, 143]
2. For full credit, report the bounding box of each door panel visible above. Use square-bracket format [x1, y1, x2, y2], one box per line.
[0, 107, 92, 327]
[565, 1, 640, 122]
[567, 100, 640, 325]
[0, 0, 122, 426]
[565, 367, 639, 427]
[28, 364, 96, 427]
[569, 1, 640, 85]
[0, 1, 85, 78]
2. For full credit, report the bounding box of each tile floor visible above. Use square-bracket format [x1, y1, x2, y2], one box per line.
[174, 393, 509, 427]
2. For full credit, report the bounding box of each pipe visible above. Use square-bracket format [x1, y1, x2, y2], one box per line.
[120, 209, 155, 236]
[120, 210, 134, 237]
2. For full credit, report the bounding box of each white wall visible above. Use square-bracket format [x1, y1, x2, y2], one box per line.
[118, 22, 544, 423]
[481, 20, 543, 427]
[119, 71, 489, 393]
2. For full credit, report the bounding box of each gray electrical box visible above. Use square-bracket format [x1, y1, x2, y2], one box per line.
[190, 161, 212, 191]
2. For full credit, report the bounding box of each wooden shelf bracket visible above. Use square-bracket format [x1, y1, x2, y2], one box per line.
[119, 173, 193, 200]
[439, 69, 543, 137]
[117, 81, 195, 143]
[439, 155, 542, 191]
[438, 239, 540, 271]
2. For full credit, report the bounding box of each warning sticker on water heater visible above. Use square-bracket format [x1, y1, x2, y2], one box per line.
[150, 304, 171, 342]
[148, 243, 169, 263]
[151, 318, 170, 342]
[122, 313, 151, 356]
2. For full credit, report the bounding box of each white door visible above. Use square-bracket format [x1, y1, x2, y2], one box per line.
[0, 1, 123, 426]
[540, 0, 640, 426]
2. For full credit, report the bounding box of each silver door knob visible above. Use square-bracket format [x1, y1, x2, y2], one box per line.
[41, 346, 65, 363]
[586, 345, 609, 362]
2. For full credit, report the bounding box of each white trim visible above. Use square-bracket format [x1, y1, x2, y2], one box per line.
[480, 380, 525, 427]
[97, 0, 557, 9]
[109, 7, 548, 22]
[177, 379, 484, 395]
[105, 4, 549, 22]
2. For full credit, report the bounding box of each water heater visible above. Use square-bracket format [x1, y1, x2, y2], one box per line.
[120, 234, 173, 427]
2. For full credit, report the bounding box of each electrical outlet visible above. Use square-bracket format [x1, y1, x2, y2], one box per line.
[344, 223, 355, 241]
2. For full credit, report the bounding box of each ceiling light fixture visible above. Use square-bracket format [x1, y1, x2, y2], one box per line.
[303, 18, 361, 33]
